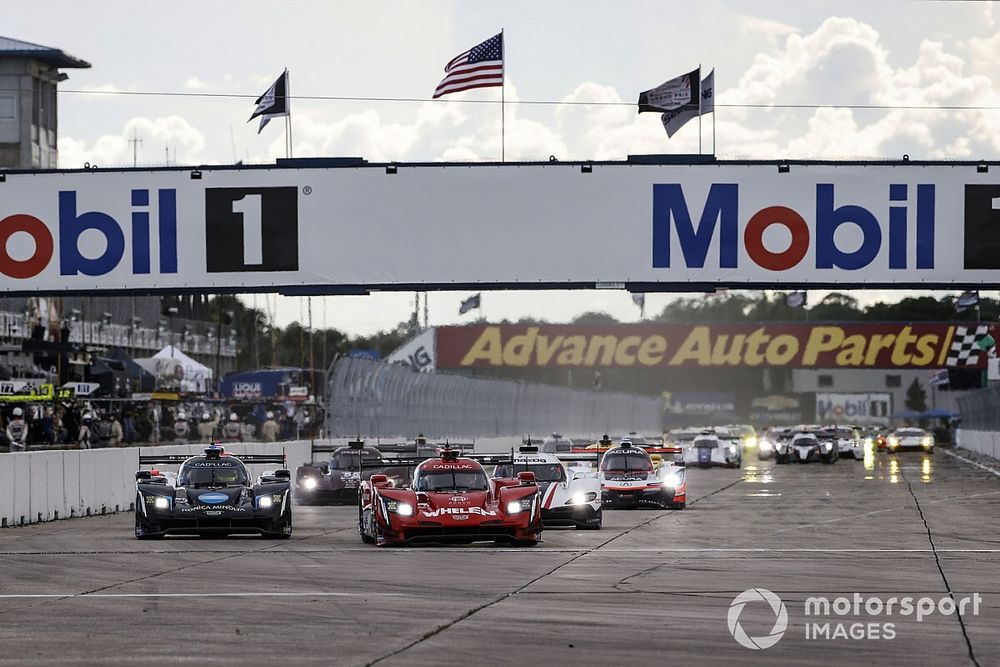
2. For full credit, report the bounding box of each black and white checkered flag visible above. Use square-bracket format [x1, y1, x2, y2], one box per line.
[946, 324, 992, 367]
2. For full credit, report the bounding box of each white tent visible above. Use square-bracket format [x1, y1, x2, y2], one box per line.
[140, 345, 214, 393]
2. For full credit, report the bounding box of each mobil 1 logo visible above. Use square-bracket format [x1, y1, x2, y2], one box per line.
[205, 187, 298, 272]
[964, 184, 1000, 269]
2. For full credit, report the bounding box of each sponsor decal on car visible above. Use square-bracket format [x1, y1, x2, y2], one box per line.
[421, 506, 498, 518]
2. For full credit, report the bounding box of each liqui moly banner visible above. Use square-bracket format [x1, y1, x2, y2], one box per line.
[436, 323, 995, 370]
[2, 161, 1000, 292]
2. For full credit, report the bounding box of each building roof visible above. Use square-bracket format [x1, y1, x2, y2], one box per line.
[0, 35, 90, 68]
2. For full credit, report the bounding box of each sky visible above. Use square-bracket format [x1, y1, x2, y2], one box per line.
[4, 0, 1000, 334]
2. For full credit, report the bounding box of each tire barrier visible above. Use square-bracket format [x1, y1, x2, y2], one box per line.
[0, 440, 312, 528]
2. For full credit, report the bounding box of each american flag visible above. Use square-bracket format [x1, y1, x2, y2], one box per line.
[433, 33, 504, 99]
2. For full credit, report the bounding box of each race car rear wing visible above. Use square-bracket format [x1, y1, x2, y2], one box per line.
[139, 447, 286, 466]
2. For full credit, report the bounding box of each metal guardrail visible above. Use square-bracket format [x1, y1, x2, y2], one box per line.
[325, 357, 663, 438]
[956, 385, 1000, 431]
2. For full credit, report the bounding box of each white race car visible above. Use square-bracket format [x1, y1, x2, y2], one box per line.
[826, 425, 865, 460]
[494, 446, 602, 529]
[887, 428, 935, 453]
[684, 432, 742, 468]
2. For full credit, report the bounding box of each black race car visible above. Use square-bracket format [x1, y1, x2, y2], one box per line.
[776, 432, 837, 465]
[295, 439, 439, 504]
[134, 445, 292, 539]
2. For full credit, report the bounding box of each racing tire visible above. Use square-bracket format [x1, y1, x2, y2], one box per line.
[360, 530, 375, 544]
[927, 447, 935, 454]
[775, 454, 788, 465]
[134, 516, 162, 540]
[672, 501, 686, 510]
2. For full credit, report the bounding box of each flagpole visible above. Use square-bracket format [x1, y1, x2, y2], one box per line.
[501, 29, 505, 162]
[284, 69, 293, 159]
[712, 69, 717, 156]
[697, 64, 702, 155]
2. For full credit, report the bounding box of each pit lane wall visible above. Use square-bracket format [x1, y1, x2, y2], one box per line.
[0, 441, 312, 528]
[955, 431, 1000, 459]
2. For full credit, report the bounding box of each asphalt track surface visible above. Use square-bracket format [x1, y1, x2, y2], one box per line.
[2, 449, 999, 666]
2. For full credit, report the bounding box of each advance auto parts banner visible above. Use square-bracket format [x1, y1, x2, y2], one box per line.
[5, 162, 1000, 293]
[436, 323, 994, 370]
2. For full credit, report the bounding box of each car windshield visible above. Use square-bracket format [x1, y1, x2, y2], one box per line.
[495, 463, 565, 482]
[330, 450, 381, 470]
[178, 459, 248, 487]
[793, 437, 817, 446]
[601, 451, 653, 473]
[897, 429, 925, 437]
[415, 469, 490, 492]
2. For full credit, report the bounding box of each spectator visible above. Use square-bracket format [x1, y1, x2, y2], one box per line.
[6, 407, 28, 452]
[222, 412, 242, 442]
[174, 411, 192, 442]
[78, 412, 94, 449]
[197, 412, 219, 443]
[260, 411, 280, 442]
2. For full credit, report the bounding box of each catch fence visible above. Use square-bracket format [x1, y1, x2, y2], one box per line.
[325, 357, 663, 439]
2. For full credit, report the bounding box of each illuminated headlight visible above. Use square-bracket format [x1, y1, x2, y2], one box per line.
[257, 496, 273, 509]
[507, 498, 533, 514]
[303, 477, 318, 490]
[153, 496, 170, 510]
[822, 442, 833, 451]
[889, 437, 899, 448]
[759, 441, 773, 453]
[384, 500, 414, 516]
[922, 436, 933, 448]
[745, 437, 757, 448]
[663, 472, 682, 487]
[568, 492, 598, 505]
[728, 445, 738, 455]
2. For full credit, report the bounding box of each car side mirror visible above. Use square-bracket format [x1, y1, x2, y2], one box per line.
[273, 469, 291, 480]
[673, 460, 686, 468]
[517, 471, 536, 485]
[369, 474, 389, 485]
[416, 491, 429, 504]
[572, 472, 586, 481]
[135, 470, 152, 481]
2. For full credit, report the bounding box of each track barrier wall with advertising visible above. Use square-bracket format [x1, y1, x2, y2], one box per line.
[436, 323, 992, 370]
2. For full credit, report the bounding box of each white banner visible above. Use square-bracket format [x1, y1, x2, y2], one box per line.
[386, 327, 436, 372]
[0, 162, 998, 292]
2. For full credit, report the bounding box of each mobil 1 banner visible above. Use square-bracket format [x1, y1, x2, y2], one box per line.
[3, 161, 1000, 293]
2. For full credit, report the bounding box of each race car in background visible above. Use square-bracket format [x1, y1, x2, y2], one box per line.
[682, 430, 742, 468]
[134, 445, 292, 539]
[494, 446, 602, 529]
[295, 438, 436, 504]
[826, 425, 865, 460]
[887, 428, 935, 453]
[358, 446, 543, 547]
[757, 427, 791, 460]
[596, 441, 686, 509]
[539, 433, 575, 453]
[775, 432, 837, 464]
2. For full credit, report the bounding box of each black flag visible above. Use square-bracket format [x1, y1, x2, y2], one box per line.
[248, 71, 290, 133]
[638, 67, 700, 114]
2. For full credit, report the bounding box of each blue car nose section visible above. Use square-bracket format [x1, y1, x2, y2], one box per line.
[197, 492, 230, 504]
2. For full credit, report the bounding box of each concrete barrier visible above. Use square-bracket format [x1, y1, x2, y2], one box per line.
[0, 440, 313, 529]
[956, 429, 1000, 460]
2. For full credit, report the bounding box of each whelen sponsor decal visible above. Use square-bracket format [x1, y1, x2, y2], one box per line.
[421, 507, 497, 518]
[436, 323, 988, 369]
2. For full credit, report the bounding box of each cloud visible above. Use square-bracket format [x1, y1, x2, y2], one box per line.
[57, 116, 206, 168]
[183, 77, 210, 91]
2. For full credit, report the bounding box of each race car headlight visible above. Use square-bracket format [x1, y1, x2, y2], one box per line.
[745, 437, 757, 448]
[384, 500, 414, 516]
[889, 437, 899, 448]
[663, 472, 683, 487]
[822, 442, 833, 451]
[758, 441, 773, 452]
[728, 445, 738, 455]
[257, 496, 273, 509]
[567, 492, 598, 505]
[507, 498, 533, 514]
[154, 496, 170, 510]
[303, 477, 318, 490]
[922, 436, 933, 447]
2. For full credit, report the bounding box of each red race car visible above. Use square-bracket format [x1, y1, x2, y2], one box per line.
[358, 447, 543, 547]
